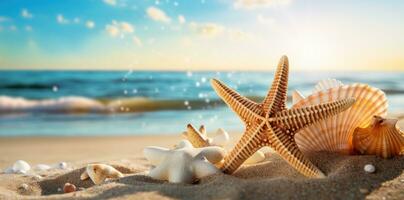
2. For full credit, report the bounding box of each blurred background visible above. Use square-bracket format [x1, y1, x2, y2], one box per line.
[0, 0, 403, 136]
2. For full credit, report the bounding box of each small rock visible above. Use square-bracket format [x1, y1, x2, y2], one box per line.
[364, 164, 376, 173]
[359, 188, 369, 194]
[63, 183, 76, 193]
[12, 160, 31, 173]
[57, 187, 62, 192]
[58, 162, 67, 170]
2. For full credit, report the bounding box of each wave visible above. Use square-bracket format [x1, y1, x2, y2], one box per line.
[0, 96, 233, 115]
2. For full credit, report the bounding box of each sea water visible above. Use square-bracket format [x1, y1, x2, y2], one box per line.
[0, 71, 403, 136]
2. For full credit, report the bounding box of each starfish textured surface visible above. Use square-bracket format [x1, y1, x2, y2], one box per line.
[211, 55, 356, 178]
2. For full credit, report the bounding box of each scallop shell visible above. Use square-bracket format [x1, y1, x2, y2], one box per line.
[292, 79, 388, 154]
[353, 116, 404, 158]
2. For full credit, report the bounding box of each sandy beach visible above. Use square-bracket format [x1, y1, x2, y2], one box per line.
[0, 119, 403, 200]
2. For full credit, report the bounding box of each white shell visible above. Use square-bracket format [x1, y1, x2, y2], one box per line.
[210, 128, 230, 147]
[81, 164, 124, 185]
[143, 140, 224, 183]
[364, 164, 376, 173]
[293, 79, 388, 154]
[12, 160, 31, 173]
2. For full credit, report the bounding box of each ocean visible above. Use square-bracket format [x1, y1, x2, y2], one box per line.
[0, 70, 403, 136]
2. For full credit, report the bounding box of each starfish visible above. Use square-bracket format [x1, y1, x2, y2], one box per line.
[211, 55, 355, 178]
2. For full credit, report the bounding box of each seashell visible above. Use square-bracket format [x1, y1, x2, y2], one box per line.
[143, 140, 224, 183]
[364, 164, 376, 173]
[80, 164, 124, 185]
[292, 79, 388, 154]
[182, 124, 266, 165]
[182, 124, 230, 148]
[353, 116, 404, 158]
[243, 150, 265, 165]
[12, 160, 31, 174]
[63, 183, 76, 193]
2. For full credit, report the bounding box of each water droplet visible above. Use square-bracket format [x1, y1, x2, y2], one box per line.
[132, 89, 138, 94]
[123, 90, 128, 95]
[195, 82, 200, 87]
[201, 77, 207, 83]
[184, 101, 189, 106]
[186, 71, 192, 77]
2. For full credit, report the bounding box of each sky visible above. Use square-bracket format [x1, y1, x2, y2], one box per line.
[0, 0, 403, 71]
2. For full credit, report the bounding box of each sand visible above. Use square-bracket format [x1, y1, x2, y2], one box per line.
[0, 121, 403, 200]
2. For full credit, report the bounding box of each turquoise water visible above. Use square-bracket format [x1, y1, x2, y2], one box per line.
[0, 71, 403, 136]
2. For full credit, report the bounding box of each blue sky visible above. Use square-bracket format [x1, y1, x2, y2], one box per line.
[0, 0, 404, 71]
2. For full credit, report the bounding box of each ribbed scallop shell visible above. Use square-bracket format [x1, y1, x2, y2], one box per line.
[292, 80, 388, 154]
[353, 116, 404, 158]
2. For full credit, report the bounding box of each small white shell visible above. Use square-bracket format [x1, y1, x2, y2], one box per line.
[364, 164, 376, 173]
[12, 160, 31, 173]
[210, 128, 230, 147]
[293, 80, 388, 154]
[81, 164, 124, 185]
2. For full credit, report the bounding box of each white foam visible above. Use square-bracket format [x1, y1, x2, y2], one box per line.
[0, 96, 105, 113]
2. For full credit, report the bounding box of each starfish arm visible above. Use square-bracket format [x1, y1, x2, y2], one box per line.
[183, 124, 210, 148]
[268, 125, 325, 178]
[211, 78, 263, 122]
[273, 98, 356, 134]
[221, 122, 267, 174]
[262, 55, 289, 115]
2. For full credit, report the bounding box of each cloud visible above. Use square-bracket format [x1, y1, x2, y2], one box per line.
[21, 8, 33, 19]
[9, 25, 17, 31]
[25, 25, 33, 32]
[105, 20, 134, 37]
[178, 15, 186, 24]
[189, 21, 253, 41]
[73, 17, 80, 24]
[56, 14, 69, 24]
[86, 20, 95, 29]
[103, 0, 117, 6]
[234, 0, 291, 9]
[132, 35, 142, 47]
[146, 6, 171, 23]
[0, 16, 10, 22]
[189, 22, 225, 38]
[256, 14, 275, 25]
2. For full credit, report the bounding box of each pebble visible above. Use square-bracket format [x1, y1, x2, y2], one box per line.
[364, 164, 376, 173]
[63, 183, 77, 193]
[58, 162, 68, 170]
[12, 160, 31, 173]
[359, 188, 369, 194]
[57, 187, 62, 192]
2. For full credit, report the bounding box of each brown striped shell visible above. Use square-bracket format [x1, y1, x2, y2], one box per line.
[353, 116, 404, 158]
[292, 80, 388, 154]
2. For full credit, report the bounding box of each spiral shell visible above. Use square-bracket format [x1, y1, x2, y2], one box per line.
[292, 79, 388, 154]
[353, 116, 404, 158]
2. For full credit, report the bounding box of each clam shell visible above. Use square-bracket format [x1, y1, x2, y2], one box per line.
[292, 80, 388, 154]
[353, 116, 404, 158]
